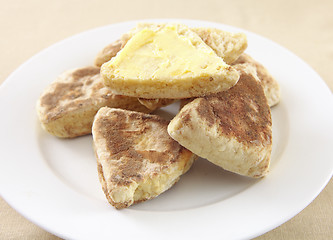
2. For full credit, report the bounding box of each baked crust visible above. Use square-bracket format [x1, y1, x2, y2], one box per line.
[36, 66, 151, 138]
[92, 107, 196, 209]
[168, 64, 272, 178]
[232, 53, 280, 107]
[180, 53, 281, 109]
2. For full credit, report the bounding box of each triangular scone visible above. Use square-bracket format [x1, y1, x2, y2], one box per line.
[101, 24, 239, 99]
[232, 53, 280, 107]
[94, 24, 247, 69]
[121, 23, 247, 64]
[92, 107, 197, 209]
[96, 23, 246, 109]
[168, 64, 272, 178]
[36, 66, 152, 138]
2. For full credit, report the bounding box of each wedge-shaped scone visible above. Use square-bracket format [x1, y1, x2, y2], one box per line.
[95, 23, 247, 69]
[101, 23, 239, 99]
[232, 53, 280, 107]
[121, 23, 247, 64]
[36, 66, 151, 138]
[96, 23, 246, 108]
[168, 64, 272, 178]
[92, 107, 197, 209]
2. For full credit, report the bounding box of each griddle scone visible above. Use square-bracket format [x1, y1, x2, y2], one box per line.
[36, 66, 151, 138]
[232, 53, 280, 107]
[92, 107, 197, 209]
[101, 23, 239, 99]
[168, 64, 272, 178]
[121, 23, 247, 65]
[96, 23, 246, 109]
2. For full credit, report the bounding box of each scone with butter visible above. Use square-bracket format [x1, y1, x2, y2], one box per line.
[96, 23, 246, 109]
[36, 66, 151, 138]
[232, 53, 280, 107]
[92, 107, 196, 209]
[96, 23, 247, 67]
[168, 64, 272, 178]
[94, 38, 175, 111]
[121, 22, 247, 65]
[101, 23, 239, 99]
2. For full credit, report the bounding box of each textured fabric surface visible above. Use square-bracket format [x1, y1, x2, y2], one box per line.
[0, 0, 332, 239]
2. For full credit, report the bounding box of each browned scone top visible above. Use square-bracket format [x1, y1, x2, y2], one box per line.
[198, 64, 272, 147]
[39, 66, 100, 122]
[92, 107, 196, 209]
[168, 63, 272, 178]
[179, 53, 280, 111]
[232, 53, 280, 107]
[36, 66, 151, 138]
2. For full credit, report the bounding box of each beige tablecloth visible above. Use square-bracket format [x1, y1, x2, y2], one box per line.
[1, 0, 332, 239]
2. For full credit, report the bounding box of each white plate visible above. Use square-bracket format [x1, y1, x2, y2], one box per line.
[0, 19, 332, 240]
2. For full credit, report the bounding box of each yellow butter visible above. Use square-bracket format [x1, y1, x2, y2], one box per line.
[101, 23, 239, 99]
[104, 24, 227, 81]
